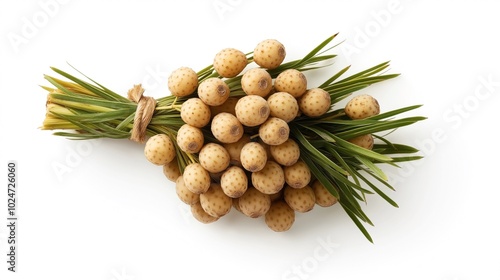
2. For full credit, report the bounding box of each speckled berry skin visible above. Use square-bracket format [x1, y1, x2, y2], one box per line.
[220, 166, 248, 198]
[284, 160, 311, 189]
[274, 69, 307, 98]
[191, 201, 219, 224]
[198, 77, 230, 106]
[200, 183, 232, 218]
[176, 175, 200, 205]
[168, 67, 199, 97]
[265, 200, 295, 232]
[259, 117, 290, 146]
[299, 88, 331, 117]
[198, 143, 230, 173]
[213, 48, 248, 78]
[180, 98, 211, 128]
[241, 68, 273, 97]
[211, 113, 244, 144]
[267, 91, 299, 123]
[183, 163, 211, 194]
[176, 124, 204, 153]
[144, 134, 176, 165]
[240, 142, 267, 172]
[284, 185, 316, 213]
[344, 94, 380, 119]
[253, 39, 286, 70]
[348, 134, 374, 150]
[311, 180, 338, 207]
[238, 187, 271, 218]
[251, 161, 285, 195]
[269, 138, 300, 167]
[235, 95, 270, 127]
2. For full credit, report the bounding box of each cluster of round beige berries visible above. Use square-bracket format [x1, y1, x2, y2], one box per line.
[143, 39, 381, 232]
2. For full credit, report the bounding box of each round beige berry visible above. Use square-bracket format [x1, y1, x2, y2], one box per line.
[198, 77, 230, 106]
[191, 201, 219, 224]
[144, 134, 176, 165]
[198, 143, 230, 173]
[210, 97, 239, 117]
[259, 117, 289, 146]
[240, 142, 268, 172]
[348, 134, 374, 150]
[312, 180, 338, 207]
[213, 48, 248, 78]
[299, 88, 331, 117]
[163, 158, 181, 182]
[175, 175, 200, 205]
[345, 94, 380, 119]
[180, 98, 211, 128]
[269, 138, 300, 167]
[183, 163, 211, 194]
[253, 39, 286, 69]
[274, 69, 307, 98]
[168, 67, 198, 97]
[241, 68, 273, 97]
[284, 185, 315, 213]
[267, 91, 299, 122]
[211, 113, 244, 144]
[265, 200, 295, 232]
[235, 95, 270, 127]
[223, 134, 251, 166]
[251, 161, 285, 195]
[220, 166, 248, 198]
[176, 124, 204, 153]
[200, 183, 232, 218]
[238, 187, 271, 218]
[284, 160, 311, 189]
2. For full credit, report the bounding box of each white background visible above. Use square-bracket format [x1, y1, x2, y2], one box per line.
[1, 0, 500, 279]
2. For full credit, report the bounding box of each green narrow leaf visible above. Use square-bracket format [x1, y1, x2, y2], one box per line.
[66, 63, 131, 103]
[294, 33, 339, 66]
[329, 133, 393, 162]
[319, 65, 351, 88]
[351, 169, 399, 208]
[342, 204, 374, 243]
[292, 127, 349, 176]
[354, 155, 388, 181]
[368, 105, 423, 120]
[347, 160, 396, 191]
